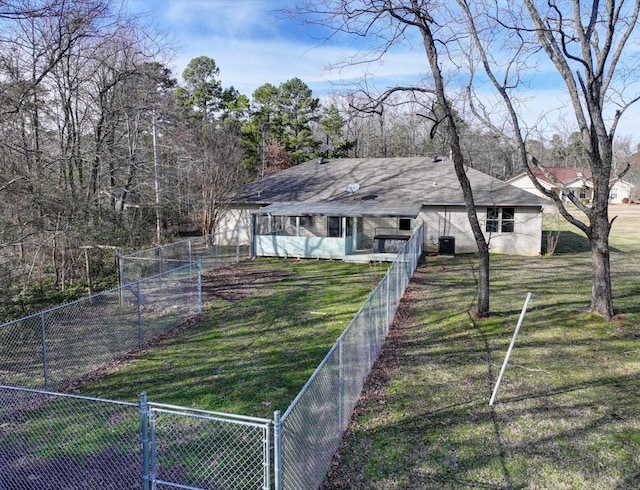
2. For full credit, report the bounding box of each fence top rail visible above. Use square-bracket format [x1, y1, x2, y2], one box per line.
[0, 384, 138, 407]
[0, 261, 200, 329]
[120, 234, 215, 259]
[119, 257, 195, 263]
[149, 402, 272, 426]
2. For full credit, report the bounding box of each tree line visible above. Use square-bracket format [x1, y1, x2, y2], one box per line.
[1, 0, 639, 322]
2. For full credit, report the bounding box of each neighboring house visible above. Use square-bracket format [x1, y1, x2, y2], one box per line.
[507, 167, 634, 204]
[219, 157, 548, 260]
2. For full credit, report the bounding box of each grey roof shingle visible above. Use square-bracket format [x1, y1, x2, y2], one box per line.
[234, 157, 548, 208]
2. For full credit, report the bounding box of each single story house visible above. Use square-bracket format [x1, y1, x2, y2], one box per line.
[507, 167, 634, 204]
[219, 157, 548, 260]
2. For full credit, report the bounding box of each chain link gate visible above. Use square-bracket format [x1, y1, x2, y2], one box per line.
[144, 402, 272, 490]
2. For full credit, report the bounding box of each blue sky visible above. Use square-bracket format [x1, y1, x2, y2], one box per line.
[126, 0, 640, 146]
[126, 0, 420, 96]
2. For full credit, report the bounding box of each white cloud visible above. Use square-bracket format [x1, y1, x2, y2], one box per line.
[171, 31, 430, 95]
[129, 0, 640, 145]
[163, 0, 281, 38]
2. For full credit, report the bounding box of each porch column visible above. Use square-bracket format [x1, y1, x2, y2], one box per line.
[352, 217, 358, 251]
[342, 216, 348, 255]
[250, 214, 257, 258]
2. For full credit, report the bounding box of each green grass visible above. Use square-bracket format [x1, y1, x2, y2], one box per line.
[323, 211, 640, 489]
[9, 210, 640, 487]
[78, 258, 388, 418]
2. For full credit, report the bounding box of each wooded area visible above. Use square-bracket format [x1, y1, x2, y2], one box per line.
[1, 0, 639, 322]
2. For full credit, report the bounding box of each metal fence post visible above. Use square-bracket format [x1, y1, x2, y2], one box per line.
[365, 302, 372, 371]
[369, 294, 377, 349]
[197, 259, 203, 314]
[396, 262, 401, 307]
[385, 275, 391, 334]
[490, 292, 534, 406]
[149, 407, 157, 488]
[40, 312, 48, 390]
[140, 392, 151, 490]
[137, 281, 143, 348]
[214, 236, 219, 269]
[338, 340, 344, 432]
[274, 410, 282, 490]
[117, 252, 125, 294]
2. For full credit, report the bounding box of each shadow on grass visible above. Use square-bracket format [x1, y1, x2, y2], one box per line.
[323, 257, 640, 489]
[543, 230, 624, 254]
[77, 259, 387, 417]
[543, 230, 590, 254]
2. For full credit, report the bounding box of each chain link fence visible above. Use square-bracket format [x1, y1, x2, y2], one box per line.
[0, 385, 141, 489]
[1, 225, 424, 489]
[119, 234, 250, 286]
[275, 223, 424, 490]
[0, 386, 271, 490]
[0, 263, 202, 391]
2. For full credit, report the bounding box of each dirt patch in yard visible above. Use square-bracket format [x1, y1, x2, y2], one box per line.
[201, 261, 293, 301]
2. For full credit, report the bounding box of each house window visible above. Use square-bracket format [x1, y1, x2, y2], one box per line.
[398, 218, 412, 231]
[274, 216, 285, 232]
[610, 190, 618, 200]
[486, 207, 515, 233]
[327, 217, 342, 237]
[292, 216, 312, 227]
[579, 188, 588, 199]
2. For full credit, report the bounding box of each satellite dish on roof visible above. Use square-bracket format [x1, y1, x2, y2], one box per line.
[344, 183, 360, 195]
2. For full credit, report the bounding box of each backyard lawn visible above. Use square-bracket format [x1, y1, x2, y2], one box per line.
[77, 258, 389, 417]
[74, 207, 640, 489]
[322, 208, 640, 489]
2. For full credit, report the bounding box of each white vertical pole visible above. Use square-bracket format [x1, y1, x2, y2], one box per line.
[152, 114, 162, 245]
[489, 292, 534, 406]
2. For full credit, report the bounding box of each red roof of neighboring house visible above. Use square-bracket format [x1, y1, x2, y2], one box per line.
[530, 167, 592, 184]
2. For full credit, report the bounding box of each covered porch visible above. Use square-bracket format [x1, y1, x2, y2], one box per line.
[251, 201, 422, 261]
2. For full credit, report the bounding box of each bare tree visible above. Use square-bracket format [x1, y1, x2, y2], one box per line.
[296, 0, 640, 320]
[458, 0, 640, 319]
[293, 1, 492, 316]
[0, 0, 173, 313]
[192, 126, 246, 243]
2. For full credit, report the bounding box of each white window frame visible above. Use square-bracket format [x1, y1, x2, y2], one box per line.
[486, 207, 515, 233]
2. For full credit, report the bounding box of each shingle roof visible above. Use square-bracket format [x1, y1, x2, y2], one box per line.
[234, 157, 548, 208]
[528, 167, 592, 185]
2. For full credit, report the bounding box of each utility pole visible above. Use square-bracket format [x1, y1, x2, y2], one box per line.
[152, 113, 162, 244]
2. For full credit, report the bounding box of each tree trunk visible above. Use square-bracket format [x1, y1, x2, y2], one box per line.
[417, 17, 491, 318]
[476, 238, 490, 317]
[589, 214, 614, 319]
